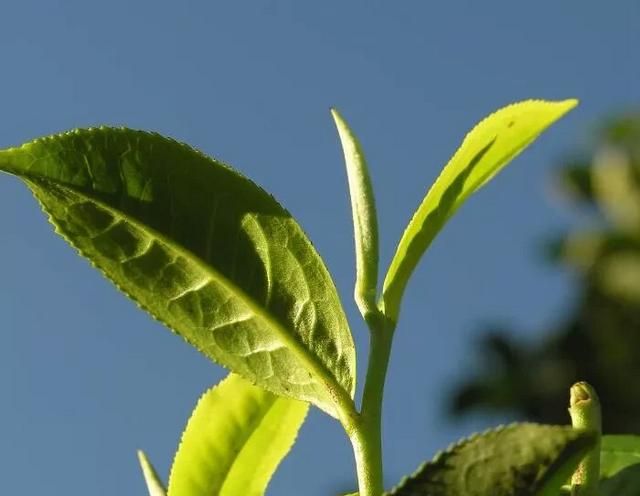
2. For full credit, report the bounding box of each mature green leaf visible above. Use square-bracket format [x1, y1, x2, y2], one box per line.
[167, 373, 308, 496]
[331, 108, 380, 320]
[599, 464, 640, 496]
[0, 129, 356, 417]
[137, 450, 167, 496]
[600, 435, 640, 478]
[381, 100, 578, 323]
[385, 423, 595, 496]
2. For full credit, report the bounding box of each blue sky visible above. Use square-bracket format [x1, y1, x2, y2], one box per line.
[1, 2, 638, 495]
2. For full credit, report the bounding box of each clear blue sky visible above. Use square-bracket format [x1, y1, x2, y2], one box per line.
[1, 2, 638, 495]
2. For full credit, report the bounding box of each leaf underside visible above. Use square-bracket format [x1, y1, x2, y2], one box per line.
[0, 128, 356, 417]
[168, 373, 308, 496]
[386, 423, 595, 496]
[382, 99, 578, 323]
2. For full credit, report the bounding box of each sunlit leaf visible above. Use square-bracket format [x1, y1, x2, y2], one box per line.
[382, 100, 578, 323]
[0, 129, 356, 417]
[137, 450, 167, 496]
[167, 373, 308, 496]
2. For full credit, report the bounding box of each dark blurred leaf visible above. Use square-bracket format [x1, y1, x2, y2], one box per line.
[554, 160, 594, 204]
[599, 464, 640, 496]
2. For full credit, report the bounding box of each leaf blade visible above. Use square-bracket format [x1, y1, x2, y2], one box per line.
[600, 435, 640, 478]
[331, 108, 380, 320]
[137, 450, 167, 496]
[381, 99, 578, 323]
[386, 423, 596, 496]
[0, 129, 356, 417]
[167, 373, 309, 496]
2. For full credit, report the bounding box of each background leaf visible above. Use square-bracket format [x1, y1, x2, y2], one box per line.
[0, 129, 356, 417]
[331, 108, 380, 320]
[381, 100, 578, 323]
[167, 373, 308, 496]
[137, 450, 167, 496]
[600, 435, 640, 478]
[599, 465, 640, 496]
[385, 423, 595, 496]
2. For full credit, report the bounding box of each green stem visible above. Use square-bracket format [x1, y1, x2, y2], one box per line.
[350, 313, 394, 496]
[568, 381, 602, 496]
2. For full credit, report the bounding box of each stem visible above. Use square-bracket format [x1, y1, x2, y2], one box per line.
[568, 381, 602, 496]
[350, 314, 394, 496]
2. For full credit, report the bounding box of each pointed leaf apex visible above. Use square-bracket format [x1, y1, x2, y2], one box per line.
[331, 108, 380, 322]
[137, 450, 167, 496]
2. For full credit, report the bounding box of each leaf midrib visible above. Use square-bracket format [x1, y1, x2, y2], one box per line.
[381, 128, 543, 317]
[215, 394, 280, 496]
[168, 392, 279, 496]
[22, 175, 354, 417]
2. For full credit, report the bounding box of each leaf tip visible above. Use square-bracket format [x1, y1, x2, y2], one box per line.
[137, 449, 150, 468]
[330, 107, 346, 128]
[555, 98, 580, 116]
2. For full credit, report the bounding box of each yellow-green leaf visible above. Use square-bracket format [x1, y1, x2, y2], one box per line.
[167, 373, 309, 496]
[381, 99, 578, 323]
[137, 450, 167, 496]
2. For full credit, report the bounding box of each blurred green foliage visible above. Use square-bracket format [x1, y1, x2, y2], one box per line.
[450, 111, 640, 433]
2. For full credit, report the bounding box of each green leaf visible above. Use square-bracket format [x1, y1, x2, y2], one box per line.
[167, 373, 308, 496]
[0, 128, 356, 417]
[331, 108, 380, 321]
[385, 423, 596, 496]
[599, 465, 640, 496]
[381, 100, 578, 323]
[600, 435, 640, 478]
[137, 450, 167, 496]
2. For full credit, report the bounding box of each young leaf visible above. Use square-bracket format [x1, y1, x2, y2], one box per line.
[331, 109, 380, 321]
[385, 423, 596, 496]
[568, 381, 601, 495]
[167, 373, 309, 496]
[600, 435, 640, 478]
[0, 129, 356, 418]
[381, 99, 578, 323]
[137, 450, 167, 496]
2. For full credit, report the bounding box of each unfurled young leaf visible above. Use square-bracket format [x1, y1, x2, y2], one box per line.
[167, 373, 308, 496]
[385, 423, 595, 496]
[0, 129, 356, 417]
[331, 108, 380, 321]
[137, 450, 167, 496]
[381, 100, 578, 323]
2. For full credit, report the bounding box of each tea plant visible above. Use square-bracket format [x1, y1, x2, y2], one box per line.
[2, 99, 639, 495]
